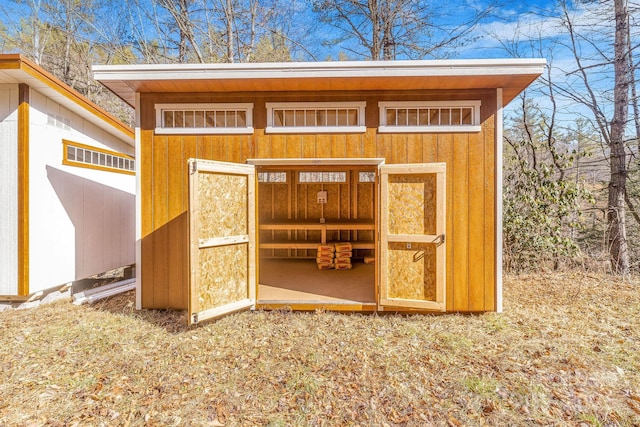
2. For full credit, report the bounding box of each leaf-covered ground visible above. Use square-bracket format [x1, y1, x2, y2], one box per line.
[1, 272, 639, 426]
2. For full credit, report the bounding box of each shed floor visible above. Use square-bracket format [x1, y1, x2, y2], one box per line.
[258, 258, 375, 303]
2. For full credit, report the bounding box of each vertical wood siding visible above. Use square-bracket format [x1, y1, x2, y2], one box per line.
[18, 83, 29, 296]
[140, 91, 496, 311]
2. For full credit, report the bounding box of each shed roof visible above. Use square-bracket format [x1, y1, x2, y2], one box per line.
[93, 58, 546, 107]
[0, 54, 133, 144]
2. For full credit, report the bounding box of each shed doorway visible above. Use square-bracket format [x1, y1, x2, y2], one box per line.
[254, 162, 378, 307]
[186, 158, 447, 323]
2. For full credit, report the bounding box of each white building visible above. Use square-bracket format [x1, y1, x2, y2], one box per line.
[0, 54, 135, 299]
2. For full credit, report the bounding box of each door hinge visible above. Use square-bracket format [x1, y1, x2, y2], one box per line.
[190, 160, 198, 175]
[191, 313, 199, 324]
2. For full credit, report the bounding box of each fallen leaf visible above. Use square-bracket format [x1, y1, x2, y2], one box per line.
[448, 415, 462, 426]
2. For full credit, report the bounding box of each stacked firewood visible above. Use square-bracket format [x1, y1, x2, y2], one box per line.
[316, 244, 335, 270]
[333, 242, 353, 270]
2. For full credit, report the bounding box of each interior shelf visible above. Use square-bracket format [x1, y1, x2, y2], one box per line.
[258, 219, 375, 250]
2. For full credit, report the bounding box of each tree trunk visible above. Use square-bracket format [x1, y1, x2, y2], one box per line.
[369, 0, 380, 60]
[608, 0, 630, 274]
[178, 0, 188, 62]
[381, 0, 394, 60]
[226, 0, 234, 62]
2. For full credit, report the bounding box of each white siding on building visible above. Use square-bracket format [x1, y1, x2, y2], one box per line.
[0, 84, 18, 295]
[27, 90, 135, 293]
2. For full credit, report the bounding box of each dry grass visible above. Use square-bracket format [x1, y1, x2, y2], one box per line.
[1, 272, 639, 426]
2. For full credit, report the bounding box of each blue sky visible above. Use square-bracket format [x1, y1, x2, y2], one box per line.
[0, 0, 625, 122]
[0, 0, 590, 62]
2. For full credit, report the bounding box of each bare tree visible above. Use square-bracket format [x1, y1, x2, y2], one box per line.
[2, 0, 51, 64]
[607, 0, 632, 273]
[555, 0, 633, 274]
[157, 0, 204, 62]
[309, 0, 495, 60]
[126, 0, 302, 63]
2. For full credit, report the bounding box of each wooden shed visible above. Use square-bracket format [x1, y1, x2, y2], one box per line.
[0, 54, 136, 300]
[94, 59, 544, 323]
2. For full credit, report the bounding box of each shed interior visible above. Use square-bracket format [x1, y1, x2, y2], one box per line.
[256, 165, 377, 306]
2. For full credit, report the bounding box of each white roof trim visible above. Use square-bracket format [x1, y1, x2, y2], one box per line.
[93, 59, 547, 82]
[247, 158, 386, 166]
[0, 62, 133, 145]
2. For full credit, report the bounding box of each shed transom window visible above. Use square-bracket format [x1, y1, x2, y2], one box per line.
[266, 102, 366, 134]
[359, 171, 376, 182]
[63, 140, 135, 175]
[258, 172, 287, 183]
[378, 101, 481, 133]
[155, 103, 254, 134]
[299, 171, 347, 183]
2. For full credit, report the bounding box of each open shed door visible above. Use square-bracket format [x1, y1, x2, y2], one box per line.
[188, 159, 256, 325]
[379, 163, 446, 311]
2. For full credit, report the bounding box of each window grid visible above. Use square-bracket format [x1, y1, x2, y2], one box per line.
[299, 172, 347, 183]
[385, 107, 474, 127]
[258, 172, 287, 183]
[378, 101, 481, 133]
[66, 145, 135, 173]
[266, 102, 366, 133]
[359, 172, 376, 183]
[272, 108, 360, 128]
[162, 108, 248, 129]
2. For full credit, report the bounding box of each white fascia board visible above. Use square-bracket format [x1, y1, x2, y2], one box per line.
[495, 88, 504, 313]
[246, 158, 386, 166]
[93, 59, 547, 82]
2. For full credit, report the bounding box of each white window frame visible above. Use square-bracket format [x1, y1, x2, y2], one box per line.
[63, 139, 135, 175]
[378, 100, 481, 133]
[266, 101, 366, 134]
[155, 103, 254, 135]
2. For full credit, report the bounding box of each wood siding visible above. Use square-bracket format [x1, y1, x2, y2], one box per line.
[139, 90, 496, 312]
[17, 83, 29, 296]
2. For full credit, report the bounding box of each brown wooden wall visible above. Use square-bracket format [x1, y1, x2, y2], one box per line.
[139, 89, 497, 312]
[257, 167, 376, 258]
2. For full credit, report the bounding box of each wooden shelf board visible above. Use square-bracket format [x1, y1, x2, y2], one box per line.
[260, 240, 375, 250]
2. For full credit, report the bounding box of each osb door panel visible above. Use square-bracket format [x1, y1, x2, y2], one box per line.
[379, 163, 446, 311]
[188, 159, 256, 325]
